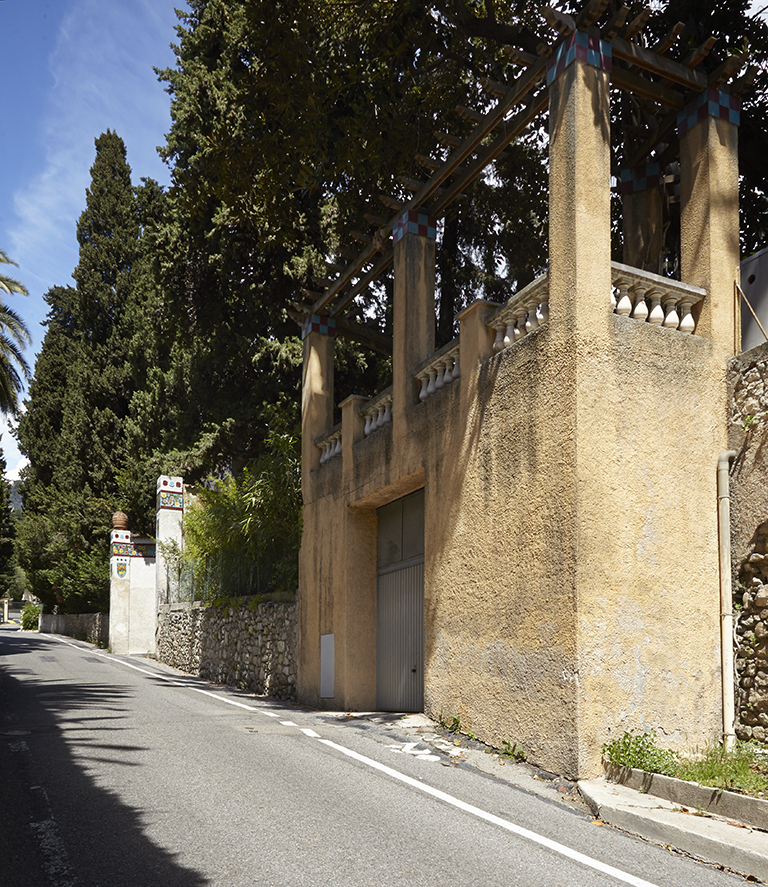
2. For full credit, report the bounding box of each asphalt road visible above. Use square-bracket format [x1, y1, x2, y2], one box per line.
[0, 627, 748, 887]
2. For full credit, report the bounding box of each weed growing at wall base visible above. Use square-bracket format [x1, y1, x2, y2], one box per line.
[603, 729, 768, 796]
[602, 729, 680, 777]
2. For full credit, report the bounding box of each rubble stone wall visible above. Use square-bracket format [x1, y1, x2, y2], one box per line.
[156, 598, 298, 700]
[728, 342, 768, 742]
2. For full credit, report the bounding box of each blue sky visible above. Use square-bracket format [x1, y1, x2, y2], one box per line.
[0, 0, 183, 479]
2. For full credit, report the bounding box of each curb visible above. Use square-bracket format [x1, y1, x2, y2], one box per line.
[603, 764, 768, 830]
[579, 777, 768, 883]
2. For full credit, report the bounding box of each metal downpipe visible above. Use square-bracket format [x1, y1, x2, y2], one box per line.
[718, 450, 738, 751]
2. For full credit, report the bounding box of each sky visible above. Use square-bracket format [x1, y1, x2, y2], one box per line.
[0, 0, 183, 480]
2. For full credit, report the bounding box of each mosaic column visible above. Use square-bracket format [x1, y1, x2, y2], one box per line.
[109, 527, 132, 654]
[156, 476, 184, 606]
[678, 89, 740, 350]
[393, 209, 436, 421]
[301, 314, 336, 486]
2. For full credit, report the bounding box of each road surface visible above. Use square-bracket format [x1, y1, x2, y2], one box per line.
[0, 627, 746, 886]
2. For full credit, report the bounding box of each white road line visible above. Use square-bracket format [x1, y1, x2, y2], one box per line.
[301, 728, 320, 738]
[280, 720, 297, 726]
[9, 740, 77, 887]
[317, 740, 660, 887]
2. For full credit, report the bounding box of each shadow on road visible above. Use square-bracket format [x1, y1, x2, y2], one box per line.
[0, 629, 210, 886]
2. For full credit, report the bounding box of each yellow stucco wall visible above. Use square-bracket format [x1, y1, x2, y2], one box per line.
[299, 54, 738, 779]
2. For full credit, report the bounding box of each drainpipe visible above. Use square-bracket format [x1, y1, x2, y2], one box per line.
[718, 450, 738, 751]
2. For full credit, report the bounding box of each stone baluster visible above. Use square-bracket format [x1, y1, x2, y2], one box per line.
[417, 370, 429, 401]
[382, 397, 392, 425]
[525, 297, 541, 334]
[630, 284, 649, 321]
[443, 356, 454, 385]
[426, 367, 438, 397]
[434, 359, 446, 391]
[493, 324, 505, 352]
[364, 411, 374, 435]
[647, 287, 665, 325]
[539, 298, 550, 324]
[662, 294, 681, 330]
[678, 297, 696, 334]
[615, 279, 632, 316]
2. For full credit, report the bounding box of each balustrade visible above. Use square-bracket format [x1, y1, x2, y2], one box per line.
[317, 427, 342, 465]
[489, 273, 550, 353]
[415, 342, 461, 401]
[611, 262, 704, 334]
[361, 389, 393, 436]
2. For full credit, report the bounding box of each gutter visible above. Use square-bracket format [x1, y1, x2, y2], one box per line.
[717, 450, 738, 751]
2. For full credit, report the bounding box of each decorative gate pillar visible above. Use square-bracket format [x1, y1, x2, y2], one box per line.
[109, 526, 132, 653]
[109, 520, 157, 655]
[679, 89, 741, 351]
[156, 476, 184, 606]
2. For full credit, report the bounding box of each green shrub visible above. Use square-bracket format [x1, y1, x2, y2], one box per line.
[176, 432, 301, 603]
[20, 603, 41, 631]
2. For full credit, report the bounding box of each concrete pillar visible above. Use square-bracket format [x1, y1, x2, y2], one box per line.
[392, 210, 436, 427]
[621, 162, 664, 272]
[547, 31, 612, 332]
[679, 90, 741, 352]
[156, 476, 184, 607]
[457, 299, 496, 416]
[546, 30, 614, 777]
[340, 394, 377, 708]
[301, 317, 335, 495]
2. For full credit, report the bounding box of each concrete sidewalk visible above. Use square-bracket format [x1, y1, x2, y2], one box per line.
[579, 775, 768, 883]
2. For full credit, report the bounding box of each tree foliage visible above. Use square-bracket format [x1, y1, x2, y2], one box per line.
[0, 249, 31, 417]
[16, 132, 151, 612]
[13, 1, 768, 612]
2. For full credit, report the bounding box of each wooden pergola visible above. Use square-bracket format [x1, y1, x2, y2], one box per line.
[294, 0, 752, 354]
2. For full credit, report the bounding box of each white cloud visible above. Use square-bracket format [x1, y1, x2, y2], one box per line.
[8, 0, 178, 331]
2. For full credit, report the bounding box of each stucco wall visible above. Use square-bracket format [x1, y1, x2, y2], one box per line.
[156, 598, 298, 700]
[39, 612, 109, 647]
[300, 307, 727, 778]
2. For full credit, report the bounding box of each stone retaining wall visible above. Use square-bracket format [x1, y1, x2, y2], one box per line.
[39, 612, 108, 647]
[156, 598, 298, 700]
[728, 342, 768, 742]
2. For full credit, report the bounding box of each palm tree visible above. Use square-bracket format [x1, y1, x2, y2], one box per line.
[0, 250, 31, 416]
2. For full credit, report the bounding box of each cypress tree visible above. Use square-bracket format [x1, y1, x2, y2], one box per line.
[16, 131, 144, 613]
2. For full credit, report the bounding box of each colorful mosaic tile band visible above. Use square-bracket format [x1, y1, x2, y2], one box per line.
[620, 162, 662, 194]
[301, 314, 337, 340]
[546, 30, 612, 86]
[133, 543, 157, 559]
[392, 210, 437, 245]
[677, 89, 740, 137]
[111, 541, 134, 557]
[157, 490, 184, 511]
